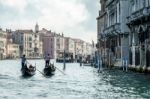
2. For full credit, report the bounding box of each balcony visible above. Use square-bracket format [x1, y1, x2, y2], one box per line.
[127, 6, 150, 25]
[106, 0, 114, 7]
[98, 10, 106, 18]
[103, 23, 121, 37]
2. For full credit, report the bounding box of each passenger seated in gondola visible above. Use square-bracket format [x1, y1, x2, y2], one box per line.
[51, 63, 56, 71]
[21, 54, 27, 69]
[28, 65, 35, 71]
[44, 54, 51, 67]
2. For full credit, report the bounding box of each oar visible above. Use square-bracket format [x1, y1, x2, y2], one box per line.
[35, 62, 46, 76]
[36, 69, 45, 76]
[52, 62, 66, 75]
[55, 66, 66, 75]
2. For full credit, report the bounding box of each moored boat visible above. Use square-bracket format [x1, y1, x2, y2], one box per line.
[43, 63, 56, 76]
[21, 65, 36, 77]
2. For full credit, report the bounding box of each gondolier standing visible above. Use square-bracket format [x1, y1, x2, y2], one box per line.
[44, 54, 51, 67]
[21, 54, 27, 69]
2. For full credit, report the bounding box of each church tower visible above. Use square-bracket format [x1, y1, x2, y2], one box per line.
[35, 22, 39, 33]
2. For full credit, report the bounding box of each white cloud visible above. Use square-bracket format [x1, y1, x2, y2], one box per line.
[0, 0, 27, 9]
[0, 0, 98, 42]
[35, 0, 89, 31]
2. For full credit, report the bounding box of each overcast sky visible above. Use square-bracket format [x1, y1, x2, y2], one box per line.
[0, 0, 100, 43]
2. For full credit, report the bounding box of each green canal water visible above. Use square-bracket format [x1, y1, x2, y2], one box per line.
[0, 60, 150, 99]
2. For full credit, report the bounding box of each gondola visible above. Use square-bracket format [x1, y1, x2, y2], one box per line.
[21, 64, 36, 77]
[43, 63, 56, 76]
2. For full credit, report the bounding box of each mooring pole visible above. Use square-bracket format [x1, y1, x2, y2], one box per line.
[63, 50, 66, 70]
[80, 56, 82, 66]
[125, 58, 128, 72]
[122, 58, 125, 71]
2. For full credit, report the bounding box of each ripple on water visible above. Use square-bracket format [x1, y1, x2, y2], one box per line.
[0, 60, 150, 99]
[0, 74, 11, 79]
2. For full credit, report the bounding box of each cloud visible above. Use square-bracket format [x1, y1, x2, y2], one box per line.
[34, 0, 89, 31]
[0, 0, 99, 42]
[0, 0, 27, 10]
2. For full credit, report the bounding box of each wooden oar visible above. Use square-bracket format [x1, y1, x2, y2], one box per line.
[55, 66, 66, 75]
[36, 69, 45, 76]
[35, 62, 46, 76]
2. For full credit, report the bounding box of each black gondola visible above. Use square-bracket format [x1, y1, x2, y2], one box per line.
[43, 63, 56, 76]
[21, 64, 36, 77]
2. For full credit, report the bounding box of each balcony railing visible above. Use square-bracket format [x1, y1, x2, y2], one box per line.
[103, 23, 121, 37]
[106, 0, 114, 6]
[127, 6, 150, 24]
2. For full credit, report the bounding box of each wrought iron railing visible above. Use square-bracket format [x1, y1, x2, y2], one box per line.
[127, 6, 150, 23]
[106, 0, 114, 6]
[103, 23, 121, 36]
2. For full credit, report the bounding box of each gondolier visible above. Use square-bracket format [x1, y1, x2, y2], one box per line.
[21, 55, 36, 77]
[21, 54, 27, 69]
[43, 63, 56, 76]
[44, 54, 51, 67]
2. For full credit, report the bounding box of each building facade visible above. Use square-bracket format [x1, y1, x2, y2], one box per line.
[97, 0, 130, 66]
[0, 29, 7, 59]
[74, 39, 84, 61]
[13, 29, 43, 58]
[42, 31, 55, 59]
[42, 30, 65, 59]
[97, 0, 107, 65]
[127, 0, 150, 67]
[6, 30, 20, 59]
[64, 37, 75, 60]
[7, 43, 20, 59]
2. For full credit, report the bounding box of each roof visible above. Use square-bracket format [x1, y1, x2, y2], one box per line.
[15, 30, 33, 33]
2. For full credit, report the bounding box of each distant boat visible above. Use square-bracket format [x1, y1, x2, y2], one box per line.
[83, 63, 92, 66]
[56, 58, 74, 63]
[83, 60, 93, 66]
[43, 63, 56, 76]
[21, 65, 36, 77]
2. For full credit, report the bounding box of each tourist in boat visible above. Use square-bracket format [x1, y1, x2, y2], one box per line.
[51, 63, 56, 71]
[28, 64, 35, 71]
[21, 54, 27, 69]
[44, 54, 51, 67]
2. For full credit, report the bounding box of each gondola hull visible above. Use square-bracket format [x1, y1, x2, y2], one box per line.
[43, 66, 55, 76]
[21, 67, 36, 77]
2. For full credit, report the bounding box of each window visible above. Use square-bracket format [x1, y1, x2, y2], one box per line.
[29, 37, 32, 41]
[117, 2, 120, 23]
[131, 0, 136, 13]
[143, 0, 146, 7]
[110, 12, 115, 25]
[0, 41, 4, 47]
[35, 35, 37, 38]
[57, 38, 59, 42]
[145, 0, 148, 6]
[29, 43, 32, 48]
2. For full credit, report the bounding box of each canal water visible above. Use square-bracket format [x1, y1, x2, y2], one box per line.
[0, 59, 150, 99]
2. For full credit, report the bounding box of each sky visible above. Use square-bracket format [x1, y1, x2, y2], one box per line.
[0, 0, 100, 43]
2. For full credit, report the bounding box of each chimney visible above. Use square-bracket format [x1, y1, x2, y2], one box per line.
[62, 33, 64, 37]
